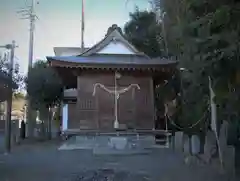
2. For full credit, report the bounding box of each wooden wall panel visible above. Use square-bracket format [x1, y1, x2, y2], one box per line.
[97, 88, 114, 129]
[68, 103, 78, 129]
[135, 87, 154, 129]
[69, 72, 155, 130]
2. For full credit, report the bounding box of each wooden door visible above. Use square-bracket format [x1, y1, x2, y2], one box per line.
[97, 88, 114, 130]
[118, 88, 135, 129]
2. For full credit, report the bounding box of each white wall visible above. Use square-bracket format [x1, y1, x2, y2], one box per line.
[63, 89, 77, 98]
[97, 41, 135, 54]
[62, 104, 68, 131]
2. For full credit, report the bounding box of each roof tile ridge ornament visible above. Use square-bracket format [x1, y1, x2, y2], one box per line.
[105, 24, 123, 37]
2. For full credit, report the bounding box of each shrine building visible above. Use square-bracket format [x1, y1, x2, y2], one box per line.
[47, 24, 176, 134]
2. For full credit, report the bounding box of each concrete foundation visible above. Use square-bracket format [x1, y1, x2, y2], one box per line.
[58, 134, 156, 155]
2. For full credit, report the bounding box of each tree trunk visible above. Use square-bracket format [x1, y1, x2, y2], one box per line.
[26, 99, 35, 139]
[47, 107, 52, 140]
[189, 134, 192, 155]
[199, 131, 205, 154]
[55, 106, 61, 138]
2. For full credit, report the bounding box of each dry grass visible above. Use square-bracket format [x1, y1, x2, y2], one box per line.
[12, 97, 26, 119]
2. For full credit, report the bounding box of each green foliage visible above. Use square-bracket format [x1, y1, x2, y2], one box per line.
[26, 60, 63, 109]
[124, 1, 240, 134]
[124, 10, 165, 57]
[0, 53, 23, 89]
[159, 0, 240, 130]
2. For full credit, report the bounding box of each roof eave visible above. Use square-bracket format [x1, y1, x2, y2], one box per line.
[48, 59, 177, 71]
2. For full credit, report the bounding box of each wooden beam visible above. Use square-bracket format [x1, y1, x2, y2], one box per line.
[149, 77, 155, 129]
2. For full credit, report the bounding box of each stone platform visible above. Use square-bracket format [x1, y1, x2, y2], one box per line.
[58, 134, 158, 155]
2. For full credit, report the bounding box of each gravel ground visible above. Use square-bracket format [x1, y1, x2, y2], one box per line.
[0, 140, 233, 181]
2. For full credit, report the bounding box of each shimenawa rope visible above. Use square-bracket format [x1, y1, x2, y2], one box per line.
[166, 106, 210, 129]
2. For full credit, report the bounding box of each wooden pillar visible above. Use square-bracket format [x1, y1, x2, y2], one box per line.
[149, 77, 155, 129]
[77, 76, 81, 129]
[133, 88, 137, 129]
[96, 92, 100, 129]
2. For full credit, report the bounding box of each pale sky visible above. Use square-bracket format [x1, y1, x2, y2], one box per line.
[0, 0, 150, 75]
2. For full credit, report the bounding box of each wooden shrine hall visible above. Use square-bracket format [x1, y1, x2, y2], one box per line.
[47, 24, 177, 135]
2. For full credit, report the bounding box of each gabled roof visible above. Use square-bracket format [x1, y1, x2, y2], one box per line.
[48, 24, 177, 72]
[80, 24, 147, 56]
[54, 47, 89, 56]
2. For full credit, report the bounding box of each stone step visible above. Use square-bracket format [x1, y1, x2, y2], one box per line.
[58, 143, 95, 150]
[58, 135, 172, 151]
[93, 147, 152, 155]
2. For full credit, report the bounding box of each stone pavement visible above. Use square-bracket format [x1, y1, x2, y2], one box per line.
[0, 140, 233, 181]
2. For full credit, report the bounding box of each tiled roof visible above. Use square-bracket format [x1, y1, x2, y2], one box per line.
[47, 54, 177, 66]
[48, 25, 177, 70]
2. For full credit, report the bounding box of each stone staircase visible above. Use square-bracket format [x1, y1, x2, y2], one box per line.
[155, 134, 170, 148]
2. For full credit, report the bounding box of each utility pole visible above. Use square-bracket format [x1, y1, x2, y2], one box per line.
[17, 0, 38, 138]
[0, 41, 18, 153]
[81, 0, 85, 51]
[28, 0, 36, 70]
[17, 0, 38, 70]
